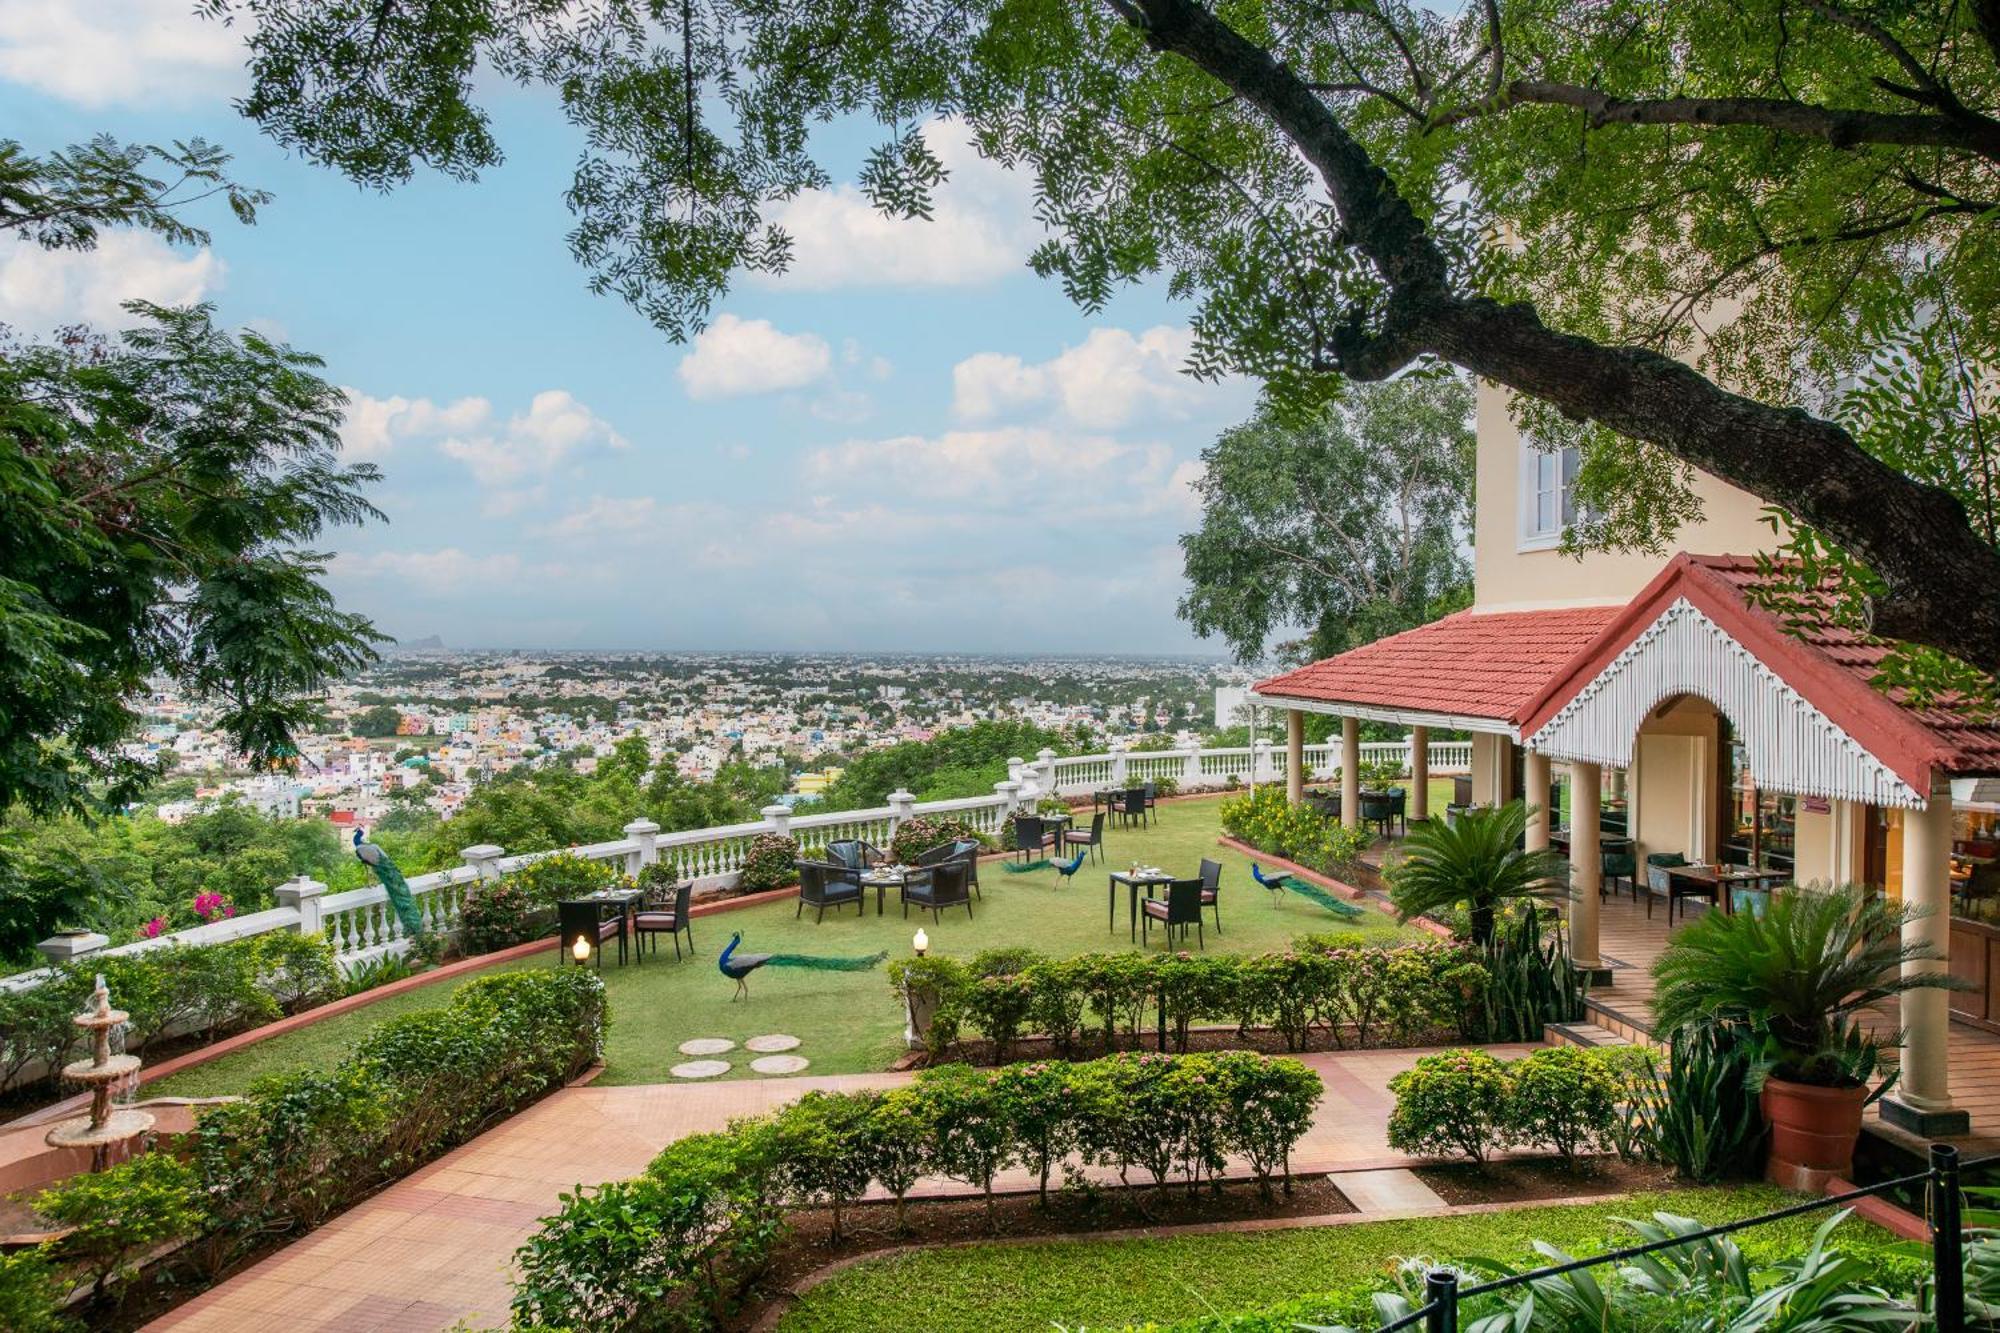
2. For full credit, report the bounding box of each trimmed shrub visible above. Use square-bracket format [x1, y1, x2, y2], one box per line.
[771, 1090, 879, 1241]
[888, 815, 985, 865]
[1506, 1046, 1621, 1164]
[36, 1153, 208, 1299]
[256, 931, 341, 1012]
[504, 850, 616, 906]
[1219, 787, 1369, 872]
[457, 878, 541, 953]
[0, 1248, 68, 1332]
[1386, 1048, 1513, 1161]
[738, 832, 799, 891]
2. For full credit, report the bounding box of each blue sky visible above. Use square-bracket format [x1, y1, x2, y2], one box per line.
[0, 4, 1257, 654]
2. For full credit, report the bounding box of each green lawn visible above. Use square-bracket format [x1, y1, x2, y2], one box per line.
[148, 796, 1410, 1095]
[775, 1186, 1911, 1333]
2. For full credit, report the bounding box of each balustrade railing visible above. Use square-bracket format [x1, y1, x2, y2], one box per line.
[4, 738, 1477, 989]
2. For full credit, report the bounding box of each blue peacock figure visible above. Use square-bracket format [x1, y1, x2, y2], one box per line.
[1252, 863, 1364, 919]
[717, 931, 886, 1000]
[353, 828, 427, 938]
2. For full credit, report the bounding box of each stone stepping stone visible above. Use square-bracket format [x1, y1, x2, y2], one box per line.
[744, 1034, 800, 1053]
[670, 1059, 731, 1080]
[678, 1037, 736, 1056]
[750, 1054, 810, 1075]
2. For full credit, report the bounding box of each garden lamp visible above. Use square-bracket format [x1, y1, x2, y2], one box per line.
[912, 928, 929, 957]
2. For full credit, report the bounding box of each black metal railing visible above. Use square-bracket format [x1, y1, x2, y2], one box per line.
[1388, 1143, 1978, 1331]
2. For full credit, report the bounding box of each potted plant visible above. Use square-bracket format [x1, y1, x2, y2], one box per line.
[1652, 883, 1957, 1188]
[1388, 800, 1566, 946]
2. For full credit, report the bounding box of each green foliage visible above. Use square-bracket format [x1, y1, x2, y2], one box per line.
[0, 1247, 69, 1333]
[961, 948, 1044, 1064]
[514, 1050, 1324, 1321]
[37, 1153, 208, 1299]
[817, 721, 1067, 810]
[1505, 1046, 1620, 1166]
[1386, 1048, 1515, 1162]
[255, 932, 341, 1013]
[1653, 882, 1955, 1090]
[737, 832, 799, 891]
[457, 878, 542, 954]
[503, 850, 616, 907]
[1181, 376, 1474, 662]
[1629, 1022, 1768, 1183]
[1467, 907, 1584, 1042]
[1388, 801, 1567, 946]
[1219, 787, 1369, 874]
[340, 951, 417, 995]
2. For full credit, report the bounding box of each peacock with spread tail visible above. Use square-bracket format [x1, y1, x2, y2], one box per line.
[1252, 863, 1364, 918]
[354, 828, 427, 937]
[717, 931, 887, 1000]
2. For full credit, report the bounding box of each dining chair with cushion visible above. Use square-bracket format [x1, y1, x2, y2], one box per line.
[1641, 851, 1697, 922]
[902, 858, 974, 922]
[794, 860, 865, 923]
[1063, 812, 1107, 864]
[1142, 781, 1158, 825]
[826, 839, 883, 873]
[1197, 857, 1225, 934]
[1600, 848, 1638, 901]
[633, 879, 695, 960]
[1386, 787, 1408, 835]
[1120, 786, 1147, 829]
[1360, 790, 1395, 837]
[1013, 815, 1054, 864]
[1140, 877, 1206, 949]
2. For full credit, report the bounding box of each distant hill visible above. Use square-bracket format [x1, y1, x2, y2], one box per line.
[389, 635, 448, 655]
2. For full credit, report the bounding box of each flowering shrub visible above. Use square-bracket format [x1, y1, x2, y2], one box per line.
[1220, 786, 1369, 871]
[511, 1049, 1322, 1327]
[1387, 1048, 1515, 1161]
[738, 832, 799, 891]
[504, 850, 616, 906]
[458, 879, 541, 953]
[888, 815, 985, 864]
[1387, 1045, 1629, 1164]
[192, 892, 235, 922]
[1505, 1046, 1622, 1165]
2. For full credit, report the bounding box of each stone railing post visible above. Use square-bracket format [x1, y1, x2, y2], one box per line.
[461, 844, 505, 881]
[996, 779, 1022, 817]
[1007, 755, 1027, 785]
[762, 804, 793, 839]
[623, 818, 660, 876]
[1109, 740, 1129, 787]
[276, 875, 328, 936]
[1181, 748, 1203, 786]
[1251, 739, 1273, 786]
[888, 789, 916, 833]
[1036, 747, 1058, 798]
[36, 930, 109, 966]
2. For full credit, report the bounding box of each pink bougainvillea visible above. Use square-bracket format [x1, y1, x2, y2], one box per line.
[191, 892, 235, 922]
[140, 917, 166, 939]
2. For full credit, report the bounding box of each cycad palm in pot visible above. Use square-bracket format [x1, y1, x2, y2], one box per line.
[1652, 883, 1957, 1188]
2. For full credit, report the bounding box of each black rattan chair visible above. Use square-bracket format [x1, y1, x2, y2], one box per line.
[1197, 857, 1224, 934]
[633, 879, 695, 960]
[1119, 786, 1147, 830]
[1013, 815, 1055, 863]
[1063, 811, 1107, 864]
[1141, 877, 1205, 949]
[903, 858, 974, 922]
[795, 859, 864, 922]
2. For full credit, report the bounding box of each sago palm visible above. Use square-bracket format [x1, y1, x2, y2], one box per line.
[1388, 801, 1567, 946]
[1652, 883, 1958, 1088]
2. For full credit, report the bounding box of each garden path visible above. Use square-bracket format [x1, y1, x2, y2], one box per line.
[146, 1042, 1536, 1333]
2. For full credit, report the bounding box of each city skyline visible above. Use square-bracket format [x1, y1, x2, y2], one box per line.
[0, 4, 1261, 656]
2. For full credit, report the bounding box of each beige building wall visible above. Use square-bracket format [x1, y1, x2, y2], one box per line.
[1791, 800, 1866, 887]
[1628, 697, 1721, 864]
[1471, 382, 1777, 612]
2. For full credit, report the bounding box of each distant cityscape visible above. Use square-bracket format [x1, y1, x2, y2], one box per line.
[131, 650, 1260, 828]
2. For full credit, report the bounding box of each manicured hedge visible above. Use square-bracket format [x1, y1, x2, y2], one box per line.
[889, 935, 1489, 1060]
[510, 1050, 1322, 1331]
[1386, 1045, 1635, 1163]
[1218, 787, 1369, 873]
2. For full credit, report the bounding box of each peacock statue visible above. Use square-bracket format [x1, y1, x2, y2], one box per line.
[717, 931, 887, 1000]
[354, 828, 427, 937]
[1252, 862, 1364, 918]
[1053, 850, 1087, 886]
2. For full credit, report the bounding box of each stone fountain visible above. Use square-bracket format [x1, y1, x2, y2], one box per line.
[44, 975, 154, 1171]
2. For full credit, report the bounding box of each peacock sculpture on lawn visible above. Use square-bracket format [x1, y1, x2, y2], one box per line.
[354, 828, 427, 937]
[1252, 863, 1364, 918]
[717, 931, 887, 1000]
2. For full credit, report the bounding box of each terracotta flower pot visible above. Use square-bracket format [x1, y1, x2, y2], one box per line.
[1761, 1077, 1868, 1190]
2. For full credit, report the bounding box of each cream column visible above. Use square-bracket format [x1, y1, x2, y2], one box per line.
[1285, 709, 1305, 805]
[1524, 750, 1551, 851]
[1883, 779, 1967, 1134]
[1569, 760, 1603, 969]
[1409, 725, 1430, 822]
[1341, 716, 1361, 832]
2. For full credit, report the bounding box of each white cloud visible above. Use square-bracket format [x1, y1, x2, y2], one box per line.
[677, 313, 832, 399]
[951, 325, 1204, 430]
[758, 123, 1040, 290]
[533, 495, 659, 539]
[334, 548, 529, 595]
[339, 391, 491, 461]
[0, 231, 222, 333]
[0, 1, 242, 107]
[806, 426, 1133, 502]
[436, 390, 626, 486]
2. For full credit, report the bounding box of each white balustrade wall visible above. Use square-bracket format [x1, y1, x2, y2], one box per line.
[1, 739, 1473, 994]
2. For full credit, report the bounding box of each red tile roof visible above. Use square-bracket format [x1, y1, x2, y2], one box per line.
[1251, 606, 1623, 725]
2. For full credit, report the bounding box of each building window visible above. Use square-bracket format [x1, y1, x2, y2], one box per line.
[1520, 441, 1580, 549]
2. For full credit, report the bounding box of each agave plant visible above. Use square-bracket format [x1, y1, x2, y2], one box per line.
[1388, 801, 1567, 946]
[1652, 883, 1958, 1091]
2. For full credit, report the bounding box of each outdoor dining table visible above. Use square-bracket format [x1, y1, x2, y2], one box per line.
[1109, 867, 1173, 941]
[1092, 787, 1135, 816]
[1040, 810, 1074, 843]
[1665, 863, 1787, 916]
[859, 865, 917, 916]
